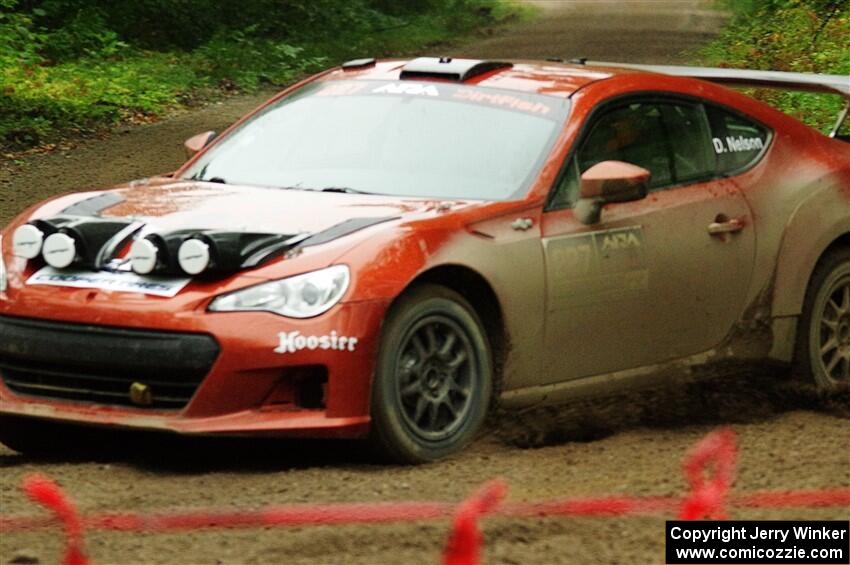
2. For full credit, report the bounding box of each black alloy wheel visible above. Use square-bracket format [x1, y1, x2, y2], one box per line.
[395, 314, 477, 442]
[369, 284, 493, 463]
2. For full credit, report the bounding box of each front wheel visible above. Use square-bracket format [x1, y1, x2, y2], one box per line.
[797, 248, 850, 388]
[369, 284, 493, 463]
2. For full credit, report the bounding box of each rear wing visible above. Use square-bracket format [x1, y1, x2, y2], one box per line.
[587, 62, 850, 138]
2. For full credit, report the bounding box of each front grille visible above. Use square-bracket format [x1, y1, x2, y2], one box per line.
[0, 315, 220, 410]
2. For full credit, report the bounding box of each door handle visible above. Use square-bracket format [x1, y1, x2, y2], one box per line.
[708, 217, 745, 236]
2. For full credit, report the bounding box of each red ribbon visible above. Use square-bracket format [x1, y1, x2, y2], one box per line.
[22, 474, 91, 565]
[4, 428, 847, 565]
[679, 428, 737, 520]
[443, 480, 507, 565]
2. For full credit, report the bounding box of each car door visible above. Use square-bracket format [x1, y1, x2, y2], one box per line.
[538, 97, 757, 384]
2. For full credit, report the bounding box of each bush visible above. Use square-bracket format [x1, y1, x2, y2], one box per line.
[698, 0, 850, 132]
[0, 0, 516, 149]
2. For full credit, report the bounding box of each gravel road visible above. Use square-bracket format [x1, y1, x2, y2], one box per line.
[2, 2, 848, 564]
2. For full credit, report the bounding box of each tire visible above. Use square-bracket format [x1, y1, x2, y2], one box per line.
[369, 284, 493, 464]
[796, 248, 850, 388]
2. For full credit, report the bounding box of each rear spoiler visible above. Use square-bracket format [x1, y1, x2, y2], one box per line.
[588, 62, 850, 137]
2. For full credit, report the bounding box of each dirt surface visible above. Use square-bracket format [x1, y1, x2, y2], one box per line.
[1, 392, 848, 565]
[462, 0, 727, 62]
[0, 93, 275, 227]
[2, 2, 849, 565]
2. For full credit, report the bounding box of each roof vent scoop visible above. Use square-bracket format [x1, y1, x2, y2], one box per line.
[400, 57, 512, 82]
[342, 58, 376, 71]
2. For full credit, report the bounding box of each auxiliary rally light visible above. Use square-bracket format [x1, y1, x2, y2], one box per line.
[130, 236, 213, 276]
[177, 238, 212, 275]
[42, 233, 77, 269]
[12, 224, 45, 260]
[129, 238, 160, 275]
[13, 219, 304, 278]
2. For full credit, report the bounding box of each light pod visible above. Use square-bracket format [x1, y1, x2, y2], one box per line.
[12, 224, 45, 259]
[42, 233, 77, 269]
[178, 238, 211, 275]
[129, 238, 160, 275]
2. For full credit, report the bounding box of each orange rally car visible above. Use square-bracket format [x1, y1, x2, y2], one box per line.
[1, 57, 849, 462]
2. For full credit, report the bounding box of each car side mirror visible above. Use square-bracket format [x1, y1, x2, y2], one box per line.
[184, 131, 217, 160]
[574, 160, 650, 225]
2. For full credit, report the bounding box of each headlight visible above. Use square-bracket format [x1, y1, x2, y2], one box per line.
[208, 265, 350, 319]
[0, 235, 7, 293]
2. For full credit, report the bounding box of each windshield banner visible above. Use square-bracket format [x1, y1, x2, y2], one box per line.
[314, 80, 567, 119]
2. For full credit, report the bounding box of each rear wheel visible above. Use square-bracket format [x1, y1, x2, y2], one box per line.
[369, 284, 493, 463]
[797, 248, 850, 388]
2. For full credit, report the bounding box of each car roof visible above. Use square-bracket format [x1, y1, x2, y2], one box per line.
[322, 59, 634, 98]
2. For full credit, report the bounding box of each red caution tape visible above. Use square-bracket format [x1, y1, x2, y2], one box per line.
[732, 489, 850, 509]
[679, 428, 736, 520]
[1, 428, 847, 565]
[443, 480, 507, 565]
[22, 474, 91, 565]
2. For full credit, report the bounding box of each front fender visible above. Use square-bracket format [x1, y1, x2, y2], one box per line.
[337, 214, 547, 394]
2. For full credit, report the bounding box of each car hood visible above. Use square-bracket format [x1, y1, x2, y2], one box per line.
[42, 180, 473, 235]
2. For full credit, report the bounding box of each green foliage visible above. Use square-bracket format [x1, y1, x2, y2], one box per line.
[192, 31, 328, 90]
[39, 7, 128, 60]
[0, 0, 518, 149]
[699, 0, 850, 132]
[0, 2, 45, 66]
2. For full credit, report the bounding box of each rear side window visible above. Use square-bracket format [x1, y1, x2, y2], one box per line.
[706, 107, 770, 174]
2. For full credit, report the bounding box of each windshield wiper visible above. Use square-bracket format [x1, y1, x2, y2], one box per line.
[275, 185, 378, 195]
[190, 163, 221, 184]
[318, 186, 374, 195]
[190, 165, 226, 184]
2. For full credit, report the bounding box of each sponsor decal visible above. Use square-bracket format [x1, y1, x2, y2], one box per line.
[712, 136, 764, 154]
[372, 83, 440, 97]
[316, 83, 367, 97]
[275, 330, 358, 354]
[311, 81, 562, 120]
[27, 267, 191, 298]
[600, 230, 642, 252]
[453, 88, 552, 115]
[545, 226, 649, 307]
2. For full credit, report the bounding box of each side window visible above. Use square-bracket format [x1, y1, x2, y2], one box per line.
[705, 106, 770, 174]
[660, 104, 714, 184]
[549, 156, 580, 209]
[549, 100, 716, 209]
[577, 102, 674, 190]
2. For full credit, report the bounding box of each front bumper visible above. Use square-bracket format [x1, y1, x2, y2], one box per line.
[0, 294, 390, 439]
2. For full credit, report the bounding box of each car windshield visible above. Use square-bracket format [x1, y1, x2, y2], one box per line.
[182, 80, 568, 200]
